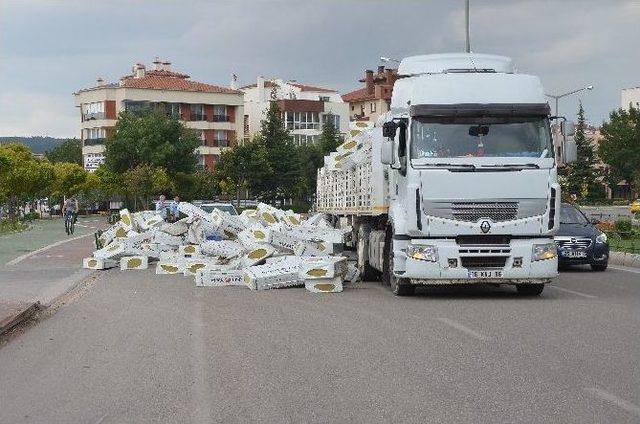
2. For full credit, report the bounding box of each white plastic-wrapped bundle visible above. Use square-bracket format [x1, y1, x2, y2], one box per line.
[119, 209, 134, 231]
[242, 261, 304, 290]
[299, 256, 347, 279]
[200, 240, 245, 259]
[240, 244, 276, 267]
[195, 270, 246, 287]
[237, 226, 272, 248]
[120, 256, 149, 270]
[211, 209, 246, 238]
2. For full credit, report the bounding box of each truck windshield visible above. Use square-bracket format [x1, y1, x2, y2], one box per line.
[410, 116, 553, 159]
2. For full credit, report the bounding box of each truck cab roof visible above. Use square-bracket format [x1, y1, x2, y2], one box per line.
[398, 53, 515, 76]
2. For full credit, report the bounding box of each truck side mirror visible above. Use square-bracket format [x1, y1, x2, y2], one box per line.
[561, 120, 576, 137]
[382, 121, 397, 138]
[564, 139, 577, 163]
[381, 139, 394, 165]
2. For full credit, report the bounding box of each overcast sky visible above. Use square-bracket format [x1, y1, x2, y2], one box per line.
[1, 0, 638, 138]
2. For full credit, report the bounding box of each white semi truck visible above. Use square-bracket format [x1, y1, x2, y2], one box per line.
[316, 53, 576, 296]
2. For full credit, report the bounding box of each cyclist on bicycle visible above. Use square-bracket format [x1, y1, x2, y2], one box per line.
[62, 196, 79, 234]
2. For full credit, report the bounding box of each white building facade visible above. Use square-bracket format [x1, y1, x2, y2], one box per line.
[621, 87, 640, 111]
[241, 77, 349, 145]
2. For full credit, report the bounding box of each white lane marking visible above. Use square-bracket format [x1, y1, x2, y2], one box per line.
[5, 233, 93, 266]
[584, 387, 640, 417]
[437, 317, 489, 341]
[549, 285, 597, 299]
[609, 265, 640, 275]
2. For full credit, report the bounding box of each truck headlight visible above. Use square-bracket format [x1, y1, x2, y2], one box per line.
[596, 233, 607, 244]
[406, 244, 438, 262]
[532, 242, 557, 261]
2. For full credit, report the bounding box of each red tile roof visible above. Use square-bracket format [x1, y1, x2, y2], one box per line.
[120, 73, 241, 94]
[240, 80, 336, 93]
[288, 82, 336, 93]
[342, 87, 376, 102]
[77, 68, 241, 95]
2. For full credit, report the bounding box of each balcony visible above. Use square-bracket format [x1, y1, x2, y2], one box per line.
[215, 139, 229, 147]
[84, 138, 106, 146]
[83, 112, 105, 121]
[190, 113, 207, 121]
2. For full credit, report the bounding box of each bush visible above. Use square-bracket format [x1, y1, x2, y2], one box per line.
[22, 212, 40, 221]
[614, 219, 633, 237]
[0, 219, 29, 235]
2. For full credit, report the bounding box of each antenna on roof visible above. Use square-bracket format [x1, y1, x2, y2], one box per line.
[465, 0, 471, 53]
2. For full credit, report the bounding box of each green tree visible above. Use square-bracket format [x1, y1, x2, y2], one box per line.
[122, 164, 172, 211]
[173, 169, 218, 201]
[105, 110, 200, 175]
[215, 140, 270, 206]
[599, 105, 640, 196]
[318, 120, 343, 154]
[253, 102, 300, 202]
[0, 144, 54, 218]
[561, 102, 602, 201]
[51, 162, 88, 198]
[45, 138, 82, 165]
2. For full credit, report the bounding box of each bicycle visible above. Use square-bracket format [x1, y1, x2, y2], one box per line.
[64, 211, 75, 235]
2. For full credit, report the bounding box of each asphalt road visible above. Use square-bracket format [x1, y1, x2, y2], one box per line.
[1, 265, 639, 424]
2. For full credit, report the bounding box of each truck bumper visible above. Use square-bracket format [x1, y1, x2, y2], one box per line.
[393, 238, 557, 285]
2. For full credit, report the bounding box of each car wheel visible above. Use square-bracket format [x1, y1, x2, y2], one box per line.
[591, 263, 608, 272]
[383, 228, 415, 296]
[516, 284, 545, 296]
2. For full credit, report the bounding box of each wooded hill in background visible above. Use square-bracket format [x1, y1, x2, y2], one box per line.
[0, 136, 65, 154]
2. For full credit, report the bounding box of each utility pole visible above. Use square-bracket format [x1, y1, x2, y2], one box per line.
[465, 0, 471, 53]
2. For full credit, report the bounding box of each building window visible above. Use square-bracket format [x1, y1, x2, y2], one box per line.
[322, 113, 340, 130]
[198, 130, 206, 145]
[351, 105, 355, 111]
[198, 154, 205, 169]
[292, 134, 318, 145]
[166, 103, 181, 118]
[124, 101, 151, 115]
[286, 111, 319, 130]
[319, 96, 330, 102]
[84, 127, 106, 145]
[370, 102, 376, 113]
[83, 102, 105, 120]
[215, 130, 227, 147]
[360, 105, 365, 115]
[244, 115, 249, 135]
[213, 105, 228, 122]
[190, 104, 206, 121]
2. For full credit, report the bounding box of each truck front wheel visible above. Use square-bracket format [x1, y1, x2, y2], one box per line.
[516, 284, 544, 296]
[383, 228, 415, 296]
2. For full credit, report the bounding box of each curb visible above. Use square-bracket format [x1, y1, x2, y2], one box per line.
[609, 251, 640, 269]
[0, 301, 41, 336]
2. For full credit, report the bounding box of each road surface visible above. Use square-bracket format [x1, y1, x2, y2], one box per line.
[1, 265, 639, 423]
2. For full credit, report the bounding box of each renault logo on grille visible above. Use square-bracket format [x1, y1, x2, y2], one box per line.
[480, 220, 491, 233]
[571, 237, 577, 244]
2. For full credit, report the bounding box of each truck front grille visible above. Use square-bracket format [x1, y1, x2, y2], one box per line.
[554, 237, 592, 249]
[451, 202, 518, 222]
[460, 256, 508, 269]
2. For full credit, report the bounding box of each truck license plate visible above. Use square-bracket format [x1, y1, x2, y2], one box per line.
[468, 270, 503, 279]
[562, 250, 587, 258]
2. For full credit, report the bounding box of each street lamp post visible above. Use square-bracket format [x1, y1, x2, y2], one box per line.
[545, 85, 594, 116]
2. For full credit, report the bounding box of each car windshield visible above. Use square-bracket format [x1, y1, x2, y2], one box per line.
[560, 205, 588, 224]
[201, 204, 237, 215]
[410, 116, 553, 159]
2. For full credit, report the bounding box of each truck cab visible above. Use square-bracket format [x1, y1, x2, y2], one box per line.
[378, 53, 569, 295]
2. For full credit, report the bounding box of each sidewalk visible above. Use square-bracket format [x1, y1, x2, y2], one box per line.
[0, 216, 106, 335]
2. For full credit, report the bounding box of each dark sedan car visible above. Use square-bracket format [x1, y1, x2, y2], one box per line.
[554, 203, 609, 271]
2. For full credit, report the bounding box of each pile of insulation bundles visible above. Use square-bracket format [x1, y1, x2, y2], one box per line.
[83, 203, 359, 293]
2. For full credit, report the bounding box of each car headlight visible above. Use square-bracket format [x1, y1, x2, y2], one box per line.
[532, 242, 557, 261]
[406, 244, 438, 262]
[596, 233, 608, 244]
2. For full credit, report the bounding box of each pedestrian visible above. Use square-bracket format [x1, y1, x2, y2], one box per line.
[169, 196, 180, 222]
[156, 194, 169, 221]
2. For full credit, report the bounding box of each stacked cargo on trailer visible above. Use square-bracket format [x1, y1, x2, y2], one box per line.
[316, 53, 577, 296]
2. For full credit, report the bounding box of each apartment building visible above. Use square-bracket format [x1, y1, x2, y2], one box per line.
[342, 66, 398, 122]
[74, 58, 243, 171]
[621, 87, 640, 111]
[241, 77, 349, 145]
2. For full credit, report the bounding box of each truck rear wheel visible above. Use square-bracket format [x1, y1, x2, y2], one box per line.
[357, 225, 380, 281]
[516, 284, 544, 296]
[383, 228, 415, 296]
